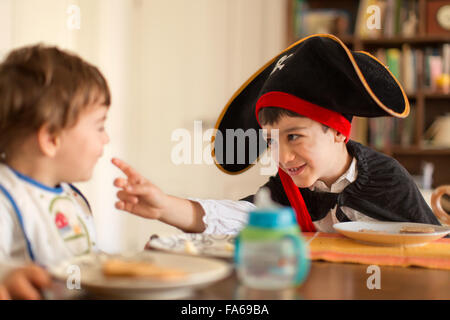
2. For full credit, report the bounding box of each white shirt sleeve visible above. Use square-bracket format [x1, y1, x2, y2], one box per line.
[189, 199, 255, 235]
[192, 199, 378, 235]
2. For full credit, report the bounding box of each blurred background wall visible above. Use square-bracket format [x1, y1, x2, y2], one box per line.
[0, 0, 288, 252]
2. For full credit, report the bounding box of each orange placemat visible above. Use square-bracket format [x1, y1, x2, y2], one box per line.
[303, 232, 450, 270]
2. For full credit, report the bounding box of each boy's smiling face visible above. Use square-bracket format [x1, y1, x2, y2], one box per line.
[55, 103, 110, 182]
[263, 115, 349, 188]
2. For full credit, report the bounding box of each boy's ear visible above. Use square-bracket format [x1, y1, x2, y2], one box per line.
[37, 124, 61, 158]
[334, 130, 347, 143]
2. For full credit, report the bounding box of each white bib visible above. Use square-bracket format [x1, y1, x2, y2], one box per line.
[0, 164, 97, 267]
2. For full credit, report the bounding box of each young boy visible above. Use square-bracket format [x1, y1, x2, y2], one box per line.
[0, 44, 110, 299]
[112, 34, 441, 234]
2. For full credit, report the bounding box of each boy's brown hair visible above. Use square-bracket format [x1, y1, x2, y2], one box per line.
[0, 44, 111, 158]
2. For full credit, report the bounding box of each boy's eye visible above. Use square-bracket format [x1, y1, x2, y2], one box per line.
[288, 134, 302, 141]
[287, 133, 305, 141]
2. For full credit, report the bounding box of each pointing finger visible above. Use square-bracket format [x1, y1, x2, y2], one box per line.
[111, 158, 142, 183]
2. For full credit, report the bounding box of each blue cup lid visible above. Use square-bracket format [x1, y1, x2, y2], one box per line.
[248, 207, 297, 228]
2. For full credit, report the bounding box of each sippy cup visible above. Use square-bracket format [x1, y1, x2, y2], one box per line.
[234, 188, 310, 290]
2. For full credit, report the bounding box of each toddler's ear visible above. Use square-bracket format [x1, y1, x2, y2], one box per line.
[37, 124, 60, 158]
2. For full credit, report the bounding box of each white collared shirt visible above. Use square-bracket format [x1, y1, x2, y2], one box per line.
[194, 157, 377, 235]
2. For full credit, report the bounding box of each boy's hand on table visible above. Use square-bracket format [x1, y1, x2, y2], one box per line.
[0, 264, 51, 300]
[112, 158, 169, 220]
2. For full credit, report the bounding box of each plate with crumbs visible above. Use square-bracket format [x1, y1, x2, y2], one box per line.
[146, 234, 235, 259]
[333, 221, 450, 247]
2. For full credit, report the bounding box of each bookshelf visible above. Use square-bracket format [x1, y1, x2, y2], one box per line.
[288, 0, 450, 187]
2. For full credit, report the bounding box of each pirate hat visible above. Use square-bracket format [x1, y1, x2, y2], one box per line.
[213, 34, 410, 174]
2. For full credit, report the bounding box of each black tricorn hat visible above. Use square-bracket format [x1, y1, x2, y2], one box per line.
[213, 34, 410, 174]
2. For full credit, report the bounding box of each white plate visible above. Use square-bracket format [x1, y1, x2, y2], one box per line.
[146, 234, 235, 259]
[49, 251, 232, 299]
[333, 221, 450, 247]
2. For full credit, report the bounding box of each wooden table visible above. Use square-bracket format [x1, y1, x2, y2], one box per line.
[51, 260, 450, 300]
[192, 261, 450, 300]
[49, 254, 450, 300]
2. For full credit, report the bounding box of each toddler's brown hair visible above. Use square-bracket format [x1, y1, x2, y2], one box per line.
[0, 44, 111, 160]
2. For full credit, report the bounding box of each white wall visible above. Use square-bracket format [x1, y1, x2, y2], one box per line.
[0, 0, 288, 253]
[0, 0, 12, 59]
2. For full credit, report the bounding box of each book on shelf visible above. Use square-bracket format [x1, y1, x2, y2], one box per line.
[375, 47, 415, 92]
[372, 44, 449, 95]
[423, 45, 450, 93]
[401, 0, 419, 37]
[443, 44, 450, 75]
[429, 55, 443, 92]
[401, 44, 417, 94]
[386, 0, 397, 37]
[386, 48, 401, 78]
[367, 105, 416, 150]
[355, 0, 419, 39]
[293, 0, 352, 39]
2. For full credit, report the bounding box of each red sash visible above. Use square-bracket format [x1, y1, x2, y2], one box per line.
[278, 168, 316, 232]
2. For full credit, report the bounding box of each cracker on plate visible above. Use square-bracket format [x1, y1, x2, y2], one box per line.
[102, 259, 187, 280]
[399, 226, 435, 234]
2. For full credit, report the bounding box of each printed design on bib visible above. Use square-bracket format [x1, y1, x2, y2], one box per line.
[49, 195, 92, 256]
